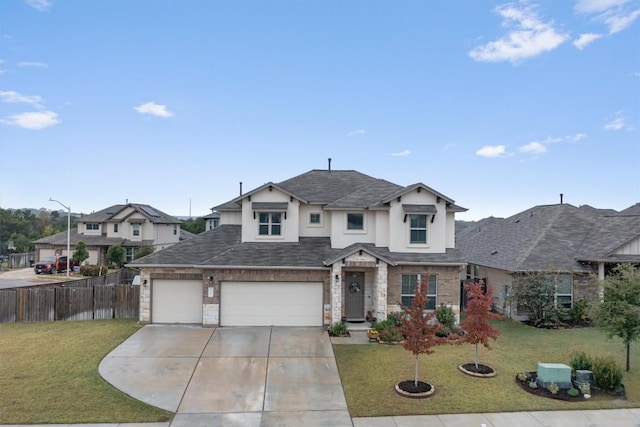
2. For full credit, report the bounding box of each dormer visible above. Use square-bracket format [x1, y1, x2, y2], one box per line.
[382, 183, 466, 253]
[233, 182, 305, 243]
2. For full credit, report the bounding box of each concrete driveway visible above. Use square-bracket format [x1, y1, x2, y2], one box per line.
[99, 325, 352, 426]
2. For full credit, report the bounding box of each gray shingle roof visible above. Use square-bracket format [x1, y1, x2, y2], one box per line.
[457, 203, 640, 272]
[79, 204, 182, 224]
[130, 225, 333, 268]
[33, 228, 127, 246]
[213, 169, 467, 212]
[131, 225, 466, 268]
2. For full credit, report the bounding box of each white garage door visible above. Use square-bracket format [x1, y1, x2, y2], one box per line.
[152, 279, 202, 323]
[220, 282, 323, 326]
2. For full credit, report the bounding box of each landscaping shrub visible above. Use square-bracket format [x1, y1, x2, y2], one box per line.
[436, 304, 456, 329]
[386, 311, 404, 327]
[329, 321, 348, 336]
[592, 355, 623, 392]
[378, 326, 404, 343]
[79, 265, 108, 277]
[567, 387, 579, 397]
[570, 351, 593, 372]
[568, 298, 592, 325]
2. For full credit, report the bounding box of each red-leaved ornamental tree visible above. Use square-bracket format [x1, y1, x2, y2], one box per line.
[400, 278, 443, 387]
[460, 280, 502, 369]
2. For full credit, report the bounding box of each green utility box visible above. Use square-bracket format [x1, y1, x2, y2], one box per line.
[537, 362, 572, 389]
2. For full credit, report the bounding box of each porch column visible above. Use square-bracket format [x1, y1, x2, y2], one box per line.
[331, 263, 343, 324]
[374, 263, 388, 321]
[598, 262, 605, 301]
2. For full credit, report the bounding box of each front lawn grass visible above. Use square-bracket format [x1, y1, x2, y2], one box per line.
[0, 320, 173, 424]
[334, 319, 639, 417]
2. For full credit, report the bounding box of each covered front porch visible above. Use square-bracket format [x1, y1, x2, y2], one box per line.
[329, 249, 390, 325]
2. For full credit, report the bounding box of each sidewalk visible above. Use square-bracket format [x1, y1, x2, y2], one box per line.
[2, 408, 639, 426]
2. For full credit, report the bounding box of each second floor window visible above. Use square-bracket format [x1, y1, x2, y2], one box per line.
[309, 212, 321, 225]
[347, 213, 364, 230]
[86, 223, 99, 231]
[113, 224, 118, 233]
[173, 225, 177, 235]
[409, 214, 427, 244]
[132, 223, 140, 236]
[259, 212, 281, 236]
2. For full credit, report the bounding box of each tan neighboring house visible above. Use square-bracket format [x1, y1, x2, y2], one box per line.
[456, 203, 640, 320]
[130, 168, 468, 327]
[33, 203, 185, 265]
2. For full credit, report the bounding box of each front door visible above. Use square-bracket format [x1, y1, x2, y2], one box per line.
[344, 272, 365, 321]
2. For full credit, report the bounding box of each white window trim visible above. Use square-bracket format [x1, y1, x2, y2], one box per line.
[308, 211, 323, 227]
[555, 274, 573, 309]
[86, 223, 100, 231]
[132, 223, 141, 236]
[345, 212, 366, 234]
[258, 212, 283, 237]
[401, 273, 438, 310]
[408, 214, 428, 245]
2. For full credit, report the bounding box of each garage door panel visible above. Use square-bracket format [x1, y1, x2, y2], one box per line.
[221, 282, 322, 326]
[152, 279, 202, 324]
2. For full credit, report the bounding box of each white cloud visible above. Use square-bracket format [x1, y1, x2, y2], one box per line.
[573, 33, 603, 49]
[476, 145, 508, 158]
[575, 0, 631, 14]
[6, 111, 59, 129]
[605, 9, 640, 33]
[604, 111, 632, 130]
[134, 101, 173, 118]
[25, 0, 51, 11]
[391, 149, 411, 157]
[566, 132, 587, 141]
[17, 61, 48, 68]
[520, 141, 547, 154]
[0, 90, 43, 108]
[575, 0, 640, 34]
[347, 129, 366, 136]
[469, 3, 569, 63]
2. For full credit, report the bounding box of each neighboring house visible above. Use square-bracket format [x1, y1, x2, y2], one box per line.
[456, 203, 640, 319]
[33, 203, 184, 265]
[130, 168, 468, 327]
[203, 210, 220, 231]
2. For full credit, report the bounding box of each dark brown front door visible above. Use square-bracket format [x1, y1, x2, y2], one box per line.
[344, 272, 365, 320]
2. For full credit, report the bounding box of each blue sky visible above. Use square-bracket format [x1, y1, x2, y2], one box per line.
[0, 0, 638, 221]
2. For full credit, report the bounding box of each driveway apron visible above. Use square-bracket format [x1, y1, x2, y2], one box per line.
[100, 325, 352, 427]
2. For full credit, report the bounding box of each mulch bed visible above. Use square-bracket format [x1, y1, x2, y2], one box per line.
[397, 380, 432, 394]
[461, 363, 495, 375]
[515, 372, 617, 401]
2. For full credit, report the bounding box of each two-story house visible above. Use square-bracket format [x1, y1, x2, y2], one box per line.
[33, 203, 184, 265]
[131, 169, 467, 327]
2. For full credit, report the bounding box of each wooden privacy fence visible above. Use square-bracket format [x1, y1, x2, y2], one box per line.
[0, 284, 139, 323]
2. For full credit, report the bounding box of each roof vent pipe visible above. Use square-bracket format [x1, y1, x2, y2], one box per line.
[240, 182, 243, 196]
[328, 158, 332, 171]
[560, 193, 564, 204]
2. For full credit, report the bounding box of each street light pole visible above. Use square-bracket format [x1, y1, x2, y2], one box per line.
[49, 198, 71, 278]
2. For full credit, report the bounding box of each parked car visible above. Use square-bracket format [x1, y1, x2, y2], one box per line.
[34, 256, 74, 274]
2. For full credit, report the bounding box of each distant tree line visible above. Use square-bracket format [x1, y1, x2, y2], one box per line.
[0, 208, 78, 253]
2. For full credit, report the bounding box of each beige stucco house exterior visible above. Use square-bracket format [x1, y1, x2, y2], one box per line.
[131, 168, 468, 327]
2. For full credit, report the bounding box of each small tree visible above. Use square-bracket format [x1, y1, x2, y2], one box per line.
[597, 264, 640, 372]
[72, 241, 89, 266]
[399, 278, 443, 387]
[106, 244, 124, 268]
[460, 281, 502, 369]
[511, 271, 559, 327]
[133, 245, 154, 260]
